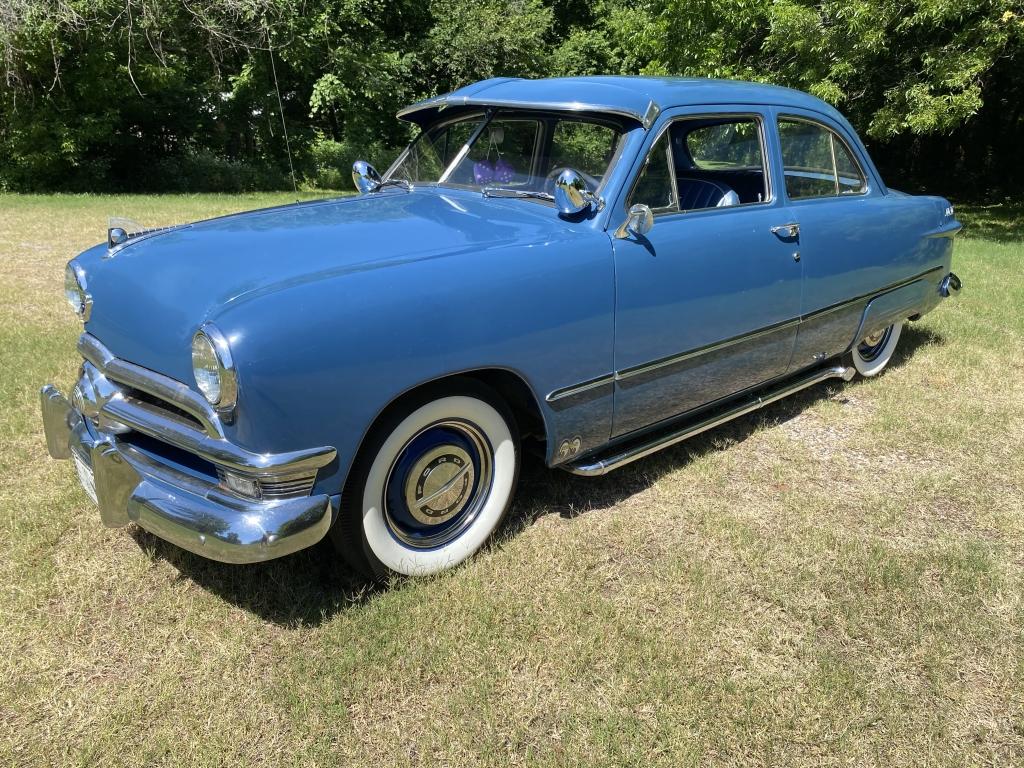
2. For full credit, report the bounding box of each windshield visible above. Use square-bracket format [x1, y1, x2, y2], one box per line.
[387, 111, 626, 197]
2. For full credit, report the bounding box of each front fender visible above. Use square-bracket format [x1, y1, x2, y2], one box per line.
[211, 231, 615, 495]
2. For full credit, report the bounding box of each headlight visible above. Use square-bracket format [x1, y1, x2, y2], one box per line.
[64, 261, 92, 321]
[191, 324, 237, 411]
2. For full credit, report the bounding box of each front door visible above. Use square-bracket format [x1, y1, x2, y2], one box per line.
[611, 110, 803, 437]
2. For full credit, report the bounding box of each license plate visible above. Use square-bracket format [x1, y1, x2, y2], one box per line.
[72, 451, 98, 505]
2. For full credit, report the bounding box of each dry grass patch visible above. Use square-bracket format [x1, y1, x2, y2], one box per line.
[0, 193, 1022, 766]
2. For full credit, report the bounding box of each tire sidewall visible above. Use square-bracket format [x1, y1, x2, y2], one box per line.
[853, 321, 903, 377]
[347, 387, 519, 577]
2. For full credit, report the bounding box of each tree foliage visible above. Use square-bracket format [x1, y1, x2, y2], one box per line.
[0, 0, 1021, 196]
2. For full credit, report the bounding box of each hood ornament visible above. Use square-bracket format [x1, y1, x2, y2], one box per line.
[105, 217, 171, 256]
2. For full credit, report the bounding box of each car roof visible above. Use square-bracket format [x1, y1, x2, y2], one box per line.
[397, 76, 847, 129]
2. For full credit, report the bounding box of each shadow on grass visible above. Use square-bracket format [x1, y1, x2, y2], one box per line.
[131, 322, 945, 627]
[955, 201, 1024, 242]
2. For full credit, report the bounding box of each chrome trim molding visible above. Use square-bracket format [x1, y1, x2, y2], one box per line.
[67, 260, 93, 322]
[398, 96, 660, 127]
[79, 333, 223, 438]
[617, 318, 801, 383]
[641, 100, 660, 130]
[610, 266, 945, 388]
[105, 225, 180, 258]
[103, 394, 335, 477]
[799, 266, 944, 324]
[566, 364, 856, 476]
[546, 265, 945, 412]
[546, 374, 616, 404]
[194, 322, 238, 418]
[926, 221, 963, 239]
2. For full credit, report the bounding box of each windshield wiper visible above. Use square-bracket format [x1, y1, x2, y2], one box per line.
[481, 187, 554, 202]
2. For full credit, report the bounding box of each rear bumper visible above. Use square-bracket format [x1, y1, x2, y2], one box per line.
[41, 384, 334, 564]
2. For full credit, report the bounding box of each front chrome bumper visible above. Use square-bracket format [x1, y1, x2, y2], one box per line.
[41, 383, 335, 564]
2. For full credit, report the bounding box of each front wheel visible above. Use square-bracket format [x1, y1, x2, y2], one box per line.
[852, 321, 903, 377]
[332, 380, 520, 579]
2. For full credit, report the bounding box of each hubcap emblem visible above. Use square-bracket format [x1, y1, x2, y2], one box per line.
[404, 446, 475, 525]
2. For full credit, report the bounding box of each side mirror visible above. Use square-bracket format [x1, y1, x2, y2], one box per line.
[615, 204, 654, 239]
[352, 160, 382, 194]
[553, 168, 602, 216]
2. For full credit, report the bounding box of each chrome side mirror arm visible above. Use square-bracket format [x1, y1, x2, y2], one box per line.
[352, 160, 382, 194]
[613, 204, 655, 239]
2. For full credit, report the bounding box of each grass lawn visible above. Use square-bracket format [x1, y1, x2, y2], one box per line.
[1, 193, 1021, 766]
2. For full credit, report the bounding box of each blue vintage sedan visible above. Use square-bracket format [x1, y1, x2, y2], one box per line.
[41, 76, 962, 578]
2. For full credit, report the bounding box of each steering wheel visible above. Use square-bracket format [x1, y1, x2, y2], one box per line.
[543, 167, 601, 196]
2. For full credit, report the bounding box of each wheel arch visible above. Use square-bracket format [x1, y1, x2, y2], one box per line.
[339, 367, 548, 494]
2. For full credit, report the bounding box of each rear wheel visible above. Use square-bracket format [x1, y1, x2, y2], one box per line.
[332, 380, 520, 579]
[852, 321, 903, 377]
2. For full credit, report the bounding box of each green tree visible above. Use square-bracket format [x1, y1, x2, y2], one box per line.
[0, 0, 1021, 195]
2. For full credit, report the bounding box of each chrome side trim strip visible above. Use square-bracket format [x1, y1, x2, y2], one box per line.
[616, 318, 800, 382]
[799, 266, 944, 324]
[565, 364, 855, 476]
[398, 97, 659, 126]
[78, 333, 224, 438]
[546, 374, 616, 403]
[549, 267, 944, 412]
[613, 266, 944, 386]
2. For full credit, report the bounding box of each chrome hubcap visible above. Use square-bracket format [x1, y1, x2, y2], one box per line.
[403, 445, 476, 525]
[862, 330, 885, 347]
[383, 420, 493, 549]
[857, 325, 893, 362]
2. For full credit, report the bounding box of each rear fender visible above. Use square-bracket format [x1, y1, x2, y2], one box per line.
[852, 273, 942, 346]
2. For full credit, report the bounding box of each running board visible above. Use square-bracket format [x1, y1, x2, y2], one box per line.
[564, 364, 856, 476]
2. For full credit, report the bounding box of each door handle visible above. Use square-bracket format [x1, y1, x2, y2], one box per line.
[771, 222, 800, 239]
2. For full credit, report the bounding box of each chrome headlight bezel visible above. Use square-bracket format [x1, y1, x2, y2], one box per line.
[64, 260, 92, 321]
[191, 323, 237, 413]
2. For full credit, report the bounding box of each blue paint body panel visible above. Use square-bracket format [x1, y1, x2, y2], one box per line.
[68, 77, 959, 495]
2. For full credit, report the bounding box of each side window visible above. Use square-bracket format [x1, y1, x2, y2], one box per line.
[671, 116, 768, 205]
[627, 115, 770, 215]
[778, 119, 867, 199]
[628, 132, 677, 212]
[685, 121, 763, 171]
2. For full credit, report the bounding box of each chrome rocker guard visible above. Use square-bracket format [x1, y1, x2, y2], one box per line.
[41, 374, 336, 564]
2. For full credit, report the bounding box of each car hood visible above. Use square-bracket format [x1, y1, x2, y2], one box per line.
[78, 187, 570, 380]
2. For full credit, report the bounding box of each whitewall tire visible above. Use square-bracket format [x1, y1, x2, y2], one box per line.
[332, 381, 520, 579]
[852, 321, 903, 377]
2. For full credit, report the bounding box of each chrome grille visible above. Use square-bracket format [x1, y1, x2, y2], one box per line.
[260, 474, 318, 500]
[74, 333, 337, 494]
[121, 389, 205, 430]
[217, 469, 317, 500]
